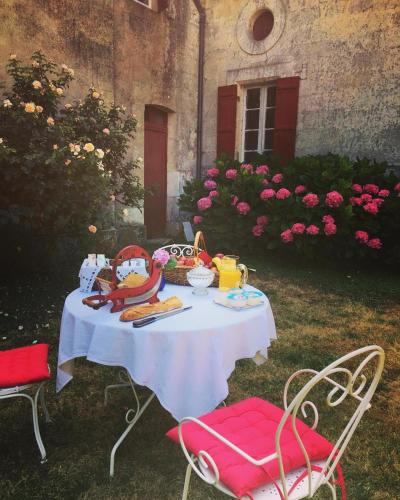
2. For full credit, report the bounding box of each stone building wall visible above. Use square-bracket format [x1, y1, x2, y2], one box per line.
[201, 0, 400, 167]
[0, 0, 200, 232]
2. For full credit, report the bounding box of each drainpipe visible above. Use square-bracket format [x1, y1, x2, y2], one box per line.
[192, 0, 205, 179]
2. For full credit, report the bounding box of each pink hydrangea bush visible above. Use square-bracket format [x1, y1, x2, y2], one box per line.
[204, 179, 217, 190]
[306, 225, 319, 235]
[276, 188, 291, 200]
[260, 188, 275, 200]
[206, 168, 219, 177]
[197, 197, 212, 211]
[302, 193, 319, 208]
[325, 191, 344, 208]
[281, 229, 293, 243]
[291, 223, 305, 234]
[236, 201, 251, 215]
[226, 169, 237, 179]
[256, 165, 269, 174]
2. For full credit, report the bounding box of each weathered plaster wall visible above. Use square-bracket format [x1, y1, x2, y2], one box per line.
[202, 0, 400, 167]
[0, 0, 199, 231]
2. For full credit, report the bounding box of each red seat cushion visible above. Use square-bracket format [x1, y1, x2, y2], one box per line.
[0, 344, 51, 388]
[166, 397, 333, 498]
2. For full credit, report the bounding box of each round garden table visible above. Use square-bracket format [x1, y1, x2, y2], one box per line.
[56, 283, 276, 475]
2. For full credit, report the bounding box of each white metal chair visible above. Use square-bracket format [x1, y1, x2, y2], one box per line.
[0, 344, 51, 463]
[172, 345, 385, 499]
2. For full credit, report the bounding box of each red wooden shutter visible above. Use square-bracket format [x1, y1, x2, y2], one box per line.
[217, 85, 238, 158]
[273, 76, 300, 162]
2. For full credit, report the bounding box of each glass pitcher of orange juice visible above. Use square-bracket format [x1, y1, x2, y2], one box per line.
[218, 256, 248, 291]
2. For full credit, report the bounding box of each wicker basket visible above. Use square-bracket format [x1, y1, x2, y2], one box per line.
[162, 231, 219, 287]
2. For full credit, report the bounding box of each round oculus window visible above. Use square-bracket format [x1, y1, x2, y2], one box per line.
[252, 10, 274, 41]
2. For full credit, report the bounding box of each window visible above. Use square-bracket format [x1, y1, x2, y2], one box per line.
[134, 0, 153, 8]
[242, 85, 276, 162]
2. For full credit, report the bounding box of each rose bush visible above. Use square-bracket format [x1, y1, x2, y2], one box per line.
[179, 153, 400, 264]
[0, 51, 145, 263]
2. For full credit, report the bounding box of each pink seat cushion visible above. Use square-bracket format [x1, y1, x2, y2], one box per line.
[0, 344, 51, 388]
[166, 397, 333, 498]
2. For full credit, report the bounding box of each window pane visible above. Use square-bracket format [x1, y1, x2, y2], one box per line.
[267, 86, 276, 107]
[246, 88, 260, 109]
[244, 151, 260, 163]
[246, 109, 259, 129]
[264, 130, 274, 150]
[245, 131, 259, 150]
[265, 108, 275, 129]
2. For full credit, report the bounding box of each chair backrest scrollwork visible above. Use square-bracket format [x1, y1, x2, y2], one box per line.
[276, 345, 385, 499]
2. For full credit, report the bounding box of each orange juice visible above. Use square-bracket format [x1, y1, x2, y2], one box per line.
[219, 269, 242, 291]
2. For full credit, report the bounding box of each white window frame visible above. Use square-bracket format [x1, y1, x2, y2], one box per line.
[241, 84, 276, 162]
[133, 0, 156, 10]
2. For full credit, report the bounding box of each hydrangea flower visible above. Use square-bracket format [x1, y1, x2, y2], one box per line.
[197, 197, 212, 211]
[260, 188, 275, 200]
[363, 184, 379, 194]
[349, 197, 362, 206]
[302, 193, 319, 207]
[322, 215, 335, 224]
[271, 173, 283, 184]
[291, 223, 305, 234]
[324, 223, 337, 236]
[367, 238, 382, 249]
[363, 202, 379, 215]
[276, 188, 291, 200]
[306, 225, 319, 235]
[193, 215, 203, 224]
[252, 225, 264, 237]
[231, 195, 239, 206]
[256, 165, 269, 174]
[295, 185, 306, 195]
[325, 191, 344, 208]
[204, 179, 217, 190]
[152, 248, 170, 266]
[256, 215, 268, 226]
[208, 190, 218, 198]
[241, 164, 253, 173]
[236, 201, 251, 215]
[395, 183, 400, 192]
[352, 184, 363, 193]
[361, 193, 373, 203]
[355, 231, 369, 244]
[207, 168, 219, 177]
[378, 189, 390, 198]
[225, 169, 237, 179]
[281, 229, 293, 243]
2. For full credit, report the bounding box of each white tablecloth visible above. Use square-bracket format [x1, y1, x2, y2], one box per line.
[56, 284, 276, 420]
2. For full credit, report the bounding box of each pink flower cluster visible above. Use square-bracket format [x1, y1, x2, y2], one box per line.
[295, 185, 306, 195]
[302, 193, 319, 208]
[252, 215, 269, 237]
[272, 173, 283, 184]
[260, 188, 275, 200]
[236, 201, 251, 215]
[206, 168, 219, 177]
[209, 190, 218, 198]
[325, 191, 344, 208]
[197, 197, 212, 211]
[322, 215, 336, 236]
[226, 169, 237, 179]
[204, 179, 217, 190]
[280, 223, 320, 243]
[193, 215, 203, 225]
[276, 188, 291, 200]
[355, 231, 382, 249]
[241, 164, 253, 174]
[256, 165, 269, 175]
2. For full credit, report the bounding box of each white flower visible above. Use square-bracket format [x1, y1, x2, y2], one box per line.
[18, 325, 23, 330]
[3, 99, 12, 108]
[56, 87, 63, 95]
[83, 142, 95, 152]
[69, 143, 81, 155]
[32, 80, 42, 89]
[137, 156, 143, 164]
[9, 54, 17, 60]
[95, 148, 104, 159]
[47, 117, 55, 126]
[53, 144, 58, 150]
[0, 138, 3, 144]
[122, 208, 129, 217]
[64, 103, 72, 109]
[35, 105, 43, 113]
[98, 162, 105, 171]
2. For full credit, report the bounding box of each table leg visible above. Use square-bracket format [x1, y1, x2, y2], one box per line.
[109, 371, 156, 477]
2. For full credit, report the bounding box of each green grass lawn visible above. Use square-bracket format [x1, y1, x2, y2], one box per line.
[0, 258, 399, 499]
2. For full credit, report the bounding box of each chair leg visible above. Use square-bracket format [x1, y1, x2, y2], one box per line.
[31, 384, 47, 463]
[39, 383, 51, 423]
[182, 462, 193, 500]
[326, 481, 337, 499]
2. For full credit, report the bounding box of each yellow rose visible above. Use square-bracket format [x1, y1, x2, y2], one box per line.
[92, 91, 100, 99]
[88, 225, 97, 234]
[35, 105, 43, 113]
[32, 80, 42, 89]
[24, 102, 36, 113]
[83, 142, 95, 152]
[47, 117, 55, 126]
[95, 148, 104, 159]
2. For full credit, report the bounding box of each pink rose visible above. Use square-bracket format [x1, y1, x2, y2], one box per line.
[281, 229, 293, 243]
[256, 165, 269, 174]
[350, 197, 362, 206]
[208, 190, 218, 198]
[197, 197, 212, 211]
[367, 238, 382, 249]
[291, 223, 305, 234]
[256, 215, 268, 226]
[236, 201, 251, 215]
[355, 230, 369, 244]
[295, 185, 306, 195]
[204, 179, 217, 190]
[276, 188, 291, 200]
[352, 184, 363, 193]
[225, 169, 237, 180]
[302, 193, 319, 208]
[193, 215, 203, 225]
[260, 188, 275, 200]
[394, 182, 400, 192]
[322, 215, 335, 224]
[206, 168, 219, 177]
[241, 164, 253, 174]
[306, 225, 319, 235]
[378, 189, 390, 198]
[372, 198, 384, 206]
[324, 223, 337, 236]
[152, 248, 170, 266]
[325, 191, 344, 208]
[271, 173, 283, 184]
[361, 193, 373, 203]
[363, 184, 379, 194]
[252, 224, 264, 237]
[231, 195, 239, 206]
[363, 202, 378, 215]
